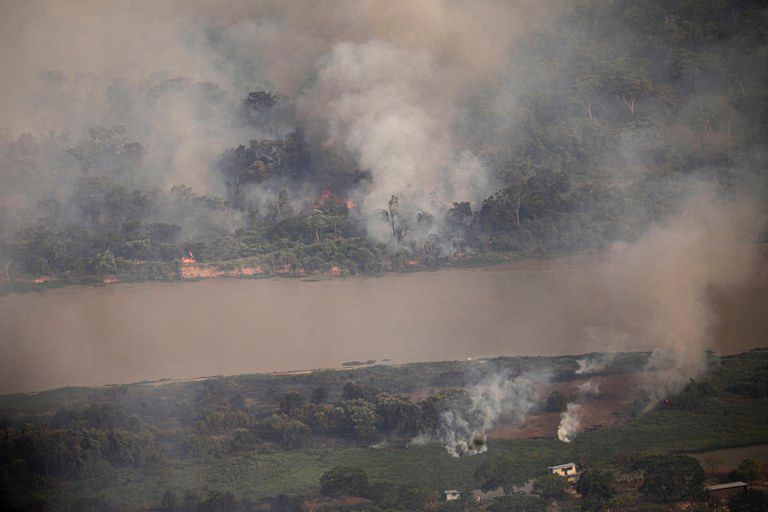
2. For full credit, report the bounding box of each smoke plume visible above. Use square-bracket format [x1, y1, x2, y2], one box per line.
[436, 371, 540, 457]
[0, 0, 553, 243]
[575, 353, 616, 375]
[596, 189, 764, 408]
[557, 403, 582, 443]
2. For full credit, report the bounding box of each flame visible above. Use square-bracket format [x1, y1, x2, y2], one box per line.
[315, 189, 356, 210]
[181, 251, 196, 264]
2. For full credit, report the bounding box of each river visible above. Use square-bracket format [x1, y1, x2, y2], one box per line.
[1, 247, 766, 394]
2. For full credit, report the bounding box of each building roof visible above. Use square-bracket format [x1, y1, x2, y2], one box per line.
[444, 490, 460, 494]
[548, 463, 576, 470]
[705, 482, 748, 492]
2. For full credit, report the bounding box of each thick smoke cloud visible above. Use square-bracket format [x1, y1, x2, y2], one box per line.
[600, 190, 763, 407]
[0, 0, 552, 242]
[433, 371, 542, 457]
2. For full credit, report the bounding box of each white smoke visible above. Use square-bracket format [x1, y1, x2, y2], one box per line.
[557, 403, 582, 443]
[558, 361, 604, 443]
[577, 380, 600, 396]
[435, 371, 539, 457]
[575, 353, 615, 375]
[405, 432, 433, 448]
[299, 40, 489, 243]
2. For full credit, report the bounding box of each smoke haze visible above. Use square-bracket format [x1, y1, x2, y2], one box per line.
[0, 0, 555, 240]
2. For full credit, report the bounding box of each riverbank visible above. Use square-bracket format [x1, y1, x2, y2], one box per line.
[0, 247, 580, 297]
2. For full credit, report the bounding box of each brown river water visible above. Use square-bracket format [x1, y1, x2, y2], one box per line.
[1, 247, 767, 394]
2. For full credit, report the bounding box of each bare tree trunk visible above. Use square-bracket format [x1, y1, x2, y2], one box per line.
[622, 97, 635, 115]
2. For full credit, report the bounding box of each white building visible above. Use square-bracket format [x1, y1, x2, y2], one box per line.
[548, 462, 579, 480]
[444, 490, 461, 501]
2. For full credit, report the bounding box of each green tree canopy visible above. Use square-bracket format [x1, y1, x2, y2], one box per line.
[640, 455, 704, 503]
[575, 469, 616, 512]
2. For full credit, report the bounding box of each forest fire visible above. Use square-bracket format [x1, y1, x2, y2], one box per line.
[181, 251, 196, 264]
[316, 190, 356, 210]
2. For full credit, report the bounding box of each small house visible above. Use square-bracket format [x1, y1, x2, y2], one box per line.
[444, 490, 461, 501]
[548, 462, 578, 480]
[705, 482, 748, 503]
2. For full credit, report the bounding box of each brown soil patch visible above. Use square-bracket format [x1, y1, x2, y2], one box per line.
[489, 372, 646, 440]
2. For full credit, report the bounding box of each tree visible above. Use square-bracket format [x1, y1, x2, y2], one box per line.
[269, 415, 310, 449]
[279, 391, 305, 413]
[374, 394, 420, 433]
[160, 490, 178, 512]
[341, 382, 379, 401]
[532, 474, 569, 499]
[311, 386, 328, 404]
[575, 469, 615, 511]
[381, 194, 407, 241]
[343, 399, 378, 439]
[730, 489, 768, 512]
[545, 390, 568, 413]
[640, 455, 704, 503]
[95, 250, 117, 275]
[279, 419, 310, 449]
[730, 459, 762, 482]
[474, 457, 530, 495]
[319, 466, 370, 497]
[270, 493, 303, 512]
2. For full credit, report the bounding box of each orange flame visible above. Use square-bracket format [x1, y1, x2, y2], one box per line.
[315, 189, 356, 211]
[181, 251, 196, 264]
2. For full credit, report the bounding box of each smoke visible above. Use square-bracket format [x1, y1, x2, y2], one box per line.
[0, 0, 556, 244]
[299, 40, 489, 242]
[577, 380, 600, 396]
[557, 357, 605, 443]
[595, 189, 765, 408]
[557, 403, 582, 443]
[435, 371, 540, 457]
[575, 353, 616, 375]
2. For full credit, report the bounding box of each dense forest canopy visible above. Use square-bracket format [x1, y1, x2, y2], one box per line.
[0, 0, 766, 281]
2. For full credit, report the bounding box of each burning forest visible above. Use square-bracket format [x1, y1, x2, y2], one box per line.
[2, 0, 768, 511]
